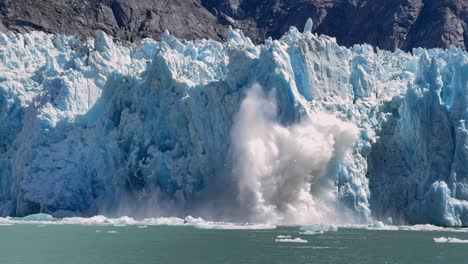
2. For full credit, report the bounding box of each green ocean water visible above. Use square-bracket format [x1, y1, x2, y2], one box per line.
[0, 224, 467, 264]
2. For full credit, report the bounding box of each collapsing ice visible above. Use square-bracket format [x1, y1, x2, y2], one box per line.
[0, 19, 466, 226]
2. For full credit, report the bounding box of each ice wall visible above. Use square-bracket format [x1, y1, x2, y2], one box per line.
[0, 25, 466, 225]
[368, 49, 468, 226]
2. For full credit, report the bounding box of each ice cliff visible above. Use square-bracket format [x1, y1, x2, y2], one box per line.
[0, 22, 466, 226]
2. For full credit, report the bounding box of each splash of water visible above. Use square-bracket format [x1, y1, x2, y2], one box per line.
[231, 84, 358, 224]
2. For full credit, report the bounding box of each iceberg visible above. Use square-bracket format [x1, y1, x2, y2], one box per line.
[0, 21, 466, 226]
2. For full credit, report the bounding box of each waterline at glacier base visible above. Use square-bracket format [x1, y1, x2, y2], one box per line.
[1, 214, 468, 264]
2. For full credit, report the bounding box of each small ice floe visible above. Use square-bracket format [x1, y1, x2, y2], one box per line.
[22, 213, 55, 222]
[185, 216, 275, 230]
[107, 230, 119, 234]
[300, 230, 324, 235]
[300, 224, 338, 235]
[95, 230, 102, 233]
[433, 237, 468, 244]
[275, 235, 308, 243]
[367, 221, 398, 231]
[137, 225, 148, 229]
[401, 224, 468, 233]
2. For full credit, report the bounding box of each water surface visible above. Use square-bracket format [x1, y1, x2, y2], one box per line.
[0, 225, 466, 264]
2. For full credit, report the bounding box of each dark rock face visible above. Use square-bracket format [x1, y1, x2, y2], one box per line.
[0, 0, 226, 41]
[0, 0, 466, 51]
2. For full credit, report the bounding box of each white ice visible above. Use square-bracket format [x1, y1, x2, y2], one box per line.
[0, 19, 466, 226]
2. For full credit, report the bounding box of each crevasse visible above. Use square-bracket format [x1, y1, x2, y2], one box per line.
[0, 23, 466, 226]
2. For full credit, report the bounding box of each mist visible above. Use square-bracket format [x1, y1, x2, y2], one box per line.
[230, 84, 359, 225]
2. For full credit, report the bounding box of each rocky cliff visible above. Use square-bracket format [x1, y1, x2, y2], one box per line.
[0, 0, 466, 51]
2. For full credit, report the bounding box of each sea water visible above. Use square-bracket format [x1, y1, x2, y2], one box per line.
[0, 224, 467, 264]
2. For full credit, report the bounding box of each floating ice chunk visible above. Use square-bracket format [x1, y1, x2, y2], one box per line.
[344, 223, 468, 233]
[372, 221, 385, 229]
[0, 214, 275, 229]
[61, 215, 187, 226]
[18, 213, 55, 222]
[300, 230, 324, 235]
[400, 225, 468, 233]
[0, 214, 185, 226]
[185, 216, 276, 230]
[0, 214, 57, 225]
[61, 215, 137, 225]
[433, 237, 468, 243]
[367, 221, 399, 230]
[107, 230, 119, 234]
[300, 224, 338, 235]
[275, 235, 308, 243]
[141, 217, 185, 226]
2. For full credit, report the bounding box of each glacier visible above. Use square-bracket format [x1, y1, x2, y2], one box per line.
[0, 21, 466, 226]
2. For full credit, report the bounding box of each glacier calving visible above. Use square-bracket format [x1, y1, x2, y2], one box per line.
[0, 25, 466, 226]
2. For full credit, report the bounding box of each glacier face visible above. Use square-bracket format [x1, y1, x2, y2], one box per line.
[0, 25, 466, 226]
[368, 50, 468, 226]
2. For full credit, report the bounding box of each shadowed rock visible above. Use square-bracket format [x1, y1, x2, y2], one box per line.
[0, 0, 466, 51]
